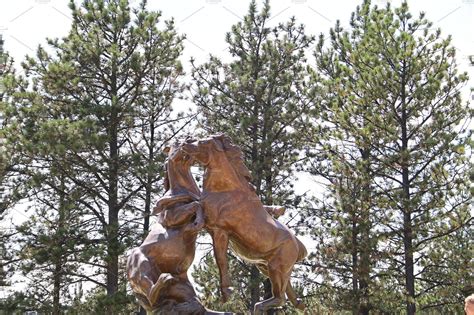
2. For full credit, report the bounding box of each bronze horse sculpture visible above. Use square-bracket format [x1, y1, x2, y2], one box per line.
[127, 140, 229, 314]
[181, 134, 307, 314]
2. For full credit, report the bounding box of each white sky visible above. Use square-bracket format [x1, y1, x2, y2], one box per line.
[1, 0, 473, 301]
[1, 0, 473, 81]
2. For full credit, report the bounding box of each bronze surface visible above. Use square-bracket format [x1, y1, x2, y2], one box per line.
[181, 134, 307, 314]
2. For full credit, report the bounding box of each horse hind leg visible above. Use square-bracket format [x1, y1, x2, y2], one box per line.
[253, 261, 289, 314]
[254, 238, 301, 314]
[286, 281, 305, 311]
[127, 250, 158, 307]
[257, 264, 306, 312]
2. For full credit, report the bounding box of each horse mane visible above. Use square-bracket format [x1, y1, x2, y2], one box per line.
[163, 138, 189, 193]
[163, 162, 170, 192]
[214, 134, 255, 191]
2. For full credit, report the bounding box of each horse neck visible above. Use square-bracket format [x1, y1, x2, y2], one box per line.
[203, 156, 247, 192]
[167, 163, 199, 196]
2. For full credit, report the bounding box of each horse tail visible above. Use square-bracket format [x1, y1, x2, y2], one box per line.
[295, 236, 308, 262]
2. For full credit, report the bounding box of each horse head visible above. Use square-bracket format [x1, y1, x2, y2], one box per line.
[163, 139, 196, 172]
[153, 139, 200, 214]
[161, 139, 195, 193]
[180, 134, 228, 166]
[181, 134, 253, 191]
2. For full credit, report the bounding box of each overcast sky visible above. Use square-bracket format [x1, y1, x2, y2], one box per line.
[1, 0, 473, 85]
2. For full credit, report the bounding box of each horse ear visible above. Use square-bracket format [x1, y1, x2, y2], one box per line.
[212, 139, 225, 151]
[163, 171, 170, 192]
[185, 135, 195, 143]
[163, 146, 170, 154]
[221, 135, 235, 150]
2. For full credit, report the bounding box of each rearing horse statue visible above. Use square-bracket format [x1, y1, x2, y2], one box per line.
[181, 134, 307, 314]
[127, 140, 230, 315]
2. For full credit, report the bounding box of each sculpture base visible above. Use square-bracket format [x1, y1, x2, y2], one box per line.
[148, 298, 232, 315]
[150, 304, 233, 315]
[149, 299, 204, 314]
[204, 311, 234, 315]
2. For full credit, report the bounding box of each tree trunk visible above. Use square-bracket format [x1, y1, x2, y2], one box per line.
[106, 207, 119, 297]
[140, 121, 155, 315]
[249, 265, 262, 310]
[359, 233, 370, 315]
[400, 65, 415, 315]
[359, 150, 371, 315]
[143, 119, 156, 238]
[249, 104, 262, 310]
[53, 174, 66, 315]
[52, 261, 62, 315]
[262, 163, 275, 315]
[143, 175, 152, 238]
[402, 154, 415, 314]
[351, 213, 359, 315]
[263, 278, 275, 315]
[403, 208, 415, 315]
[106, 105, 120, 313]
[140, 181, 151, 315]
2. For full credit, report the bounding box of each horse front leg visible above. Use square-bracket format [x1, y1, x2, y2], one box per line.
[211, 229, 233, 302]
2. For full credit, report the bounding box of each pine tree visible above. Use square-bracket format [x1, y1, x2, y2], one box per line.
[307, 3, 389, 312]
[415, 224, 473, 314]
[19, 0, 185, 311]
[125, 60, 188, 240]
[16, 172, 90, 314]
[0, 35, 30, 297]
[0, 35, 25, 214]
[311, 1, 472, 313]
[191, 252, 254, 312]
[191, 0, 317, 312]
[1, 57, 113, 313]
[0, 34, 12, 290]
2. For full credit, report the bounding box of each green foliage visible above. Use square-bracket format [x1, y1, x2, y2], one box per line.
[1, 1, 471, 314]
[1, 0, 186, 312]
[192, 252, 250, 312]
[0, 37, 32, 300]
[192, 0, 316, 204]
[66, 285, 137, 315]
[14, 173, 93, 313]
[310, 0, 472, 314]
[0, 292, 38, 315]
[0, 42, 28, 215]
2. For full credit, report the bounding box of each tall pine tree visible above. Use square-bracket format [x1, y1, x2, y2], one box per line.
[0, 33, 14, 295]
[310, 1, 472, 313]
[16, 172, 90, 314]
[20, 0, 185, 311]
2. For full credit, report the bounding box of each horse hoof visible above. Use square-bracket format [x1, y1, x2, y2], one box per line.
[253, 302, 264, 315]
[295, 298, 306, 310]
[221, 286, 233, 302]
